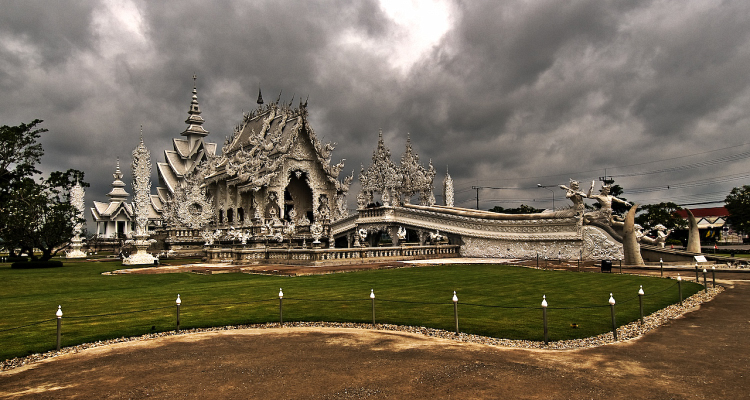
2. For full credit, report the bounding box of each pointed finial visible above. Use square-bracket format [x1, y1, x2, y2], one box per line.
[139, 125, 143, 143]
[257, 88, 264, 105]
[192, 73, 197, 88]
[276, 90, 282, 104]
[288, 94, 295, 107]
[304, 95, 309, 107]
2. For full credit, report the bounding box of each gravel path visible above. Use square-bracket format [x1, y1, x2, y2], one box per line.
[1, 281, 747, 399]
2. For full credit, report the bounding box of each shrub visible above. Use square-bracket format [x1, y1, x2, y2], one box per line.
[11, 260, 64, 269]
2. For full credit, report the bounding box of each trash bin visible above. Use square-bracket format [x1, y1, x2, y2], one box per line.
[601, 260, 612, 273]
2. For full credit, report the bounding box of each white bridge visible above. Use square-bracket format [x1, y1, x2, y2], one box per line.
[331, 204, 625, 261]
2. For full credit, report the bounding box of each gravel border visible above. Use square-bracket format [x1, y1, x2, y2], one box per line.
[0, 286, 723, 372]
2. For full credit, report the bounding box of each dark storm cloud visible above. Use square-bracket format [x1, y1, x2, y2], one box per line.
[1, 0, 749, 216]
[0, 1, 98, 67]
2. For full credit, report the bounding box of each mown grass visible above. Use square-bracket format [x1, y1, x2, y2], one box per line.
[0, 260, 703, 361]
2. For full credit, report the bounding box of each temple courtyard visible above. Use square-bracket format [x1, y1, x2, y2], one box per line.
[1, 271, 748, 399]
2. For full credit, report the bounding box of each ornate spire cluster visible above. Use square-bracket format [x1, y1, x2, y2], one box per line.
[358, 131, 436, 208]
[182, 75, 209, 137]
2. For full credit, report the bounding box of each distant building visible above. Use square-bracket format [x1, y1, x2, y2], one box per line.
[91, 160, 133, 238]
[675, 207, 734, 242]
[90, 159, 162, 239]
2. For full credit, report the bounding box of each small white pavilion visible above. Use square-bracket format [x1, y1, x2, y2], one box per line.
[91, 160, 134, 238]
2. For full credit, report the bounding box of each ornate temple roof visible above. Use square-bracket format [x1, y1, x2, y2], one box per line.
[156, 77, 217, 202]
[204, 96, 345, 192]
[91, 160, 133, 222]
[106, 159, 130, 202]
[182, 75, 209, 137]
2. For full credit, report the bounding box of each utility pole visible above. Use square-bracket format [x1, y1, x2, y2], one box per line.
[471, 186, 513, 210]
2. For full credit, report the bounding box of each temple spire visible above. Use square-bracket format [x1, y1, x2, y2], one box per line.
[181, 75, 209, 137]
[257, 88, 264, 105]
[107, 158, 129, 202]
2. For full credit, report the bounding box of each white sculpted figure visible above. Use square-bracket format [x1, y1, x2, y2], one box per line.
[637, 224, 673, 248]
[559, 179, 587, 214]
[587, 182, 631, 225]
[559, 179, 588, 229]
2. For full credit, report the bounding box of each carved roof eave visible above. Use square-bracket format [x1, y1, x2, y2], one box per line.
[157, 162, 177, 195]
[173, 138, 191, 158]
[164, 151, 187, 177]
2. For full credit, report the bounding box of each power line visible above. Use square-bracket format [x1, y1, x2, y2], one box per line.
[453, 141, 750, 189]
[610, 150, 750, 178]
[624, 172, 750, 194]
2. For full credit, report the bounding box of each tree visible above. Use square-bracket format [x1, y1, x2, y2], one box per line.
[0, 120, 46, 256]
[725, 185, 750, 235]
[488, 204, 543, 214]
[0, 120, 86, 261]
[0, 119, 45, 187]
[635, 202, 687, 232]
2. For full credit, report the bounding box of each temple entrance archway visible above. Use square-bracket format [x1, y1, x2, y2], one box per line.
[284, 172, 313, 223]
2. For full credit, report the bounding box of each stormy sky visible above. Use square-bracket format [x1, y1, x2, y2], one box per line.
[2, 0, 750, 222]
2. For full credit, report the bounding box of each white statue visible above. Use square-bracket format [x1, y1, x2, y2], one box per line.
[587, 182, 630, 225]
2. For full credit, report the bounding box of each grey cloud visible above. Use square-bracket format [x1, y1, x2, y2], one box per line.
[1, 0, 750, 216]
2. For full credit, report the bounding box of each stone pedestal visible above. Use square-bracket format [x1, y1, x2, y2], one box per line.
[123, 234, 156, 265]
[66, 236, 87, 258]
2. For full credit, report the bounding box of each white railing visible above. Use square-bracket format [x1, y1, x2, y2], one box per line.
[206, 244, 460, 265]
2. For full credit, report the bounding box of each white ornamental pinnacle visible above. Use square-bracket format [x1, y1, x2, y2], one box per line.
[70, 181, 85, 233]
[443, 168, 454, 207]
[132, 129, 153, 236]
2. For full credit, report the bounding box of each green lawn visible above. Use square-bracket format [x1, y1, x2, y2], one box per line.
[0, 260, 703, 361]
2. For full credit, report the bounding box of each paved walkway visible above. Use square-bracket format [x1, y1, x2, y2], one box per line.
[1, 279, 748, 399]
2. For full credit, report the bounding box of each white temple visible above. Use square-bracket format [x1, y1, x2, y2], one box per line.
[90, 160, 134, 238]
[85, 78, 696, 266]
[90, 159, 162, 240]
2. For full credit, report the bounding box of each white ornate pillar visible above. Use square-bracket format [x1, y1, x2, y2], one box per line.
[123, 131, 157, 265]
[67, 181, 87, 258]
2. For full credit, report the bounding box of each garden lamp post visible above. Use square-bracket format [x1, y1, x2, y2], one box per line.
[56, 305, 63, 351]
[370, 289, 376, 326]
[609, 293, 617, 341]
[279, 288, 284, 324]
[703, 269, 708, 292]
[712, 266, 716, 287]
[542, 295, 548, 345]
[695, 262, 699, 282]
[638, 285, 645, 324]
[677, 274, 683, 305]
[175, 294, 181, 331]
[452, 291, 459, 335]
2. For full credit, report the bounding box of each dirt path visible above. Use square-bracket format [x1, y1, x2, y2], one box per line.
[1, 280, 748, 399]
